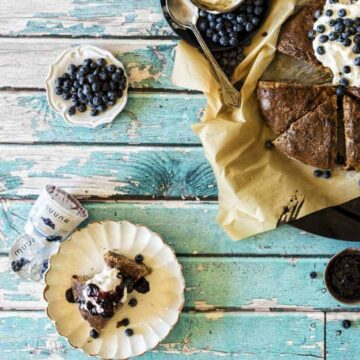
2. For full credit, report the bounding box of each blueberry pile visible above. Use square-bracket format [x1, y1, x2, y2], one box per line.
[309, 5, 360, 95]
[55, 58, 127, 117]
[213, 46, 246, 77]
[197, 0, 266, 47]
[11, 257, 30, 272]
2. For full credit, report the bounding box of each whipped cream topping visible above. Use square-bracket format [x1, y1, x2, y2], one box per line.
[80, 267, 127, 314]
[197, 0, 234, 11]
[87, 267, 121, 292]
[313, 0, 360, 87]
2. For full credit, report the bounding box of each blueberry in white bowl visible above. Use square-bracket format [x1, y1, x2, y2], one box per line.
[46, 45, 129, 128]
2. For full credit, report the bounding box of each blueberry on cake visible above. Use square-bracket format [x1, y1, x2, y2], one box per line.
[70, 251, 151, 335]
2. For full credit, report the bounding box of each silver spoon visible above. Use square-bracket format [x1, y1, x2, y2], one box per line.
[167, 0, 240, 107]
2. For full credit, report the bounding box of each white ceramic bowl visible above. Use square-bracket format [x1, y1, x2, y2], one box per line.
[45, 45, 129, 128]
[44, 221, 185, 359]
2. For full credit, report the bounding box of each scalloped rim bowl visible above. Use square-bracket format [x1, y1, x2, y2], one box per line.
[44, 221, 185, 359]
[45, 45, 129, 128]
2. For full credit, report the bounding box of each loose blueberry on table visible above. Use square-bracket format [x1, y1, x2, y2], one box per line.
[55, 58, 127, 117]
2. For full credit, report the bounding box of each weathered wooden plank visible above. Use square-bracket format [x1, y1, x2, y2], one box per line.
[0, 200, 357, 255]
[0, 311, 324, 359]
[0, 145, 217, 199]
[0, 39, 180, 89]
[0, 91, 204, 144]
[0, 1, 172, 37]
[0, 255, 351, 311]
[326, 313, 360, 360]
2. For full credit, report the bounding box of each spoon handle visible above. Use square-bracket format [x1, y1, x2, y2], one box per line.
[191, 25, 240, 108]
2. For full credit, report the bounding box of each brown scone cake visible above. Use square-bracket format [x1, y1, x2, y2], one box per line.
[104, 251, 150, 280]
[277, 0, 325, 67]
[343, 95, 360, 170]
[71, 251, 151, 332]
[273, 97, 338, 169]
[257, 81, 335, 135]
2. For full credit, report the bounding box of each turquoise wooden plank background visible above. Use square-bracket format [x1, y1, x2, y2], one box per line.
[1, 201, 357, 255]
[0, 312, 324, 359]
[0, 1, 358, 359]
[1, 92, 205, 144]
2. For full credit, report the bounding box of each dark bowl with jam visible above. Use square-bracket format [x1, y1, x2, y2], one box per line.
[325, 248, 360, 305]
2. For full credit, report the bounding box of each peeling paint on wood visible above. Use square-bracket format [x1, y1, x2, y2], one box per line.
[0, 1, 172, 37]
[0, 92, 204, 144]
[0, 311, 324, 359]
[0, 146, 217, 199]
[0, 201, 357, 255]
[0, 39, 179, 89]
[327, 313, 360, 360]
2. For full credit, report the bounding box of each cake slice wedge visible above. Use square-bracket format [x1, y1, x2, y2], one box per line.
[277, 0, 325, 68]
[71, 251, 151, 332]
[273, 97, 338, 169]
[257, 81, 335, 135]
[343, 95, 360, 170]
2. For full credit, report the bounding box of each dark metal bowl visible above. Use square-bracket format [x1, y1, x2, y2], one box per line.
[161, 0, 272, 52]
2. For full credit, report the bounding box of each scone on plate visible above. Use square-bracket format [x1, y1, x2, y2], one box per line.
[71, 251, 151, 333]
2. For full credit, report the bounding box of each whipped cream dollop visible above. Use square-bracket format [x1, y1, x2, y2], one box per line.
[87, 267, 121, 292]
[80, 267, 127, 314]
[312, 0, 360, 87]
[197, 0, 234, 11]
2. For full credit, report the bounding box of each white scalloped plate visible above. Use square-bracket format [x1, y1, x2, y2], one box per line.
[45, 45, 128, 128]
[44, 221, 185, 359]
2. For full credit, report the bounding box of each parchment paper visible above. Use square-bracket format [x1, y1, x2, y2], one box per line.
[172, 0, 360, 240]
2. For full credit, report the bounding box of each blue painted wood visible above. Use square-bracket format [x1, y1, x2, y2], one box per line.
[0, 146, 217, 199]
[0, 1, 173, 37]
[0, 311, 324, 359]
[326, 313, 360, 360]
[1, 92, 204, 144]
[0, 39, 180, 90]
[0, 201, 357, 255]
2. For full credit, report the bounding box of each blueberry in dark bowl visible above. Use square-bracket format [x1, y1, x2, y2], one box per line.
[161, 0, 271, 52]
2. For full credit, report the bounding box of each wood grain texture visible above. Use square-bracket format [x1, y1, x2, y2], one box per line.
[0, 255, 352, 311]
[0, 200, 358, 255]
[0, 311, 324, 359]
[0, 0, 172, 37]
[326, 313, 360, 360]
[0, 146, 217, 199]
[0, 39, 180, 89]
[0, 91, 204, 144]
